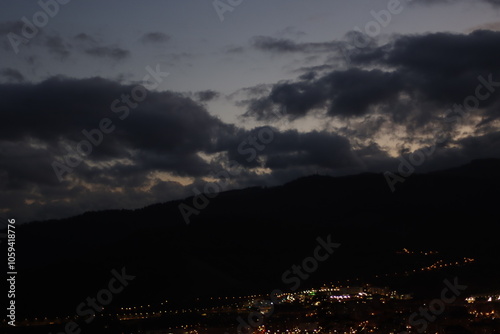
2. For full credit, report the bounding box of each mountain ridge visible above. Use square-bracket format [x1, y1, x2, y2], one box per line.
[3, 158, 500, 316]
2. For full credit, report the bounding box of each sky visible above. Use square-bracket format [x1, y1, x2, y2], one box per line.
[2, 0, 500, 222]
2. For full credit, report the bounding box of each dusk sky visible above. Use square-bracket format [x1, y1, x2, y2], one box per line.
[2, 0, 500, 222]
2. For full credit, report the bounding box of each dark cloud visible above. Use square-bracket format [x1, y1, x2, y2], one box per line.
[72, 32, 130, 61]
[74, 33, 97, 43]
[0, 68, 24, 82]
[350, 30, 500, 116]
[324, 69, 403, 117]
[251, 35, 341, 54]
[232, 84, 273, 98]
[252, 36, 302, 52]
[0, 76, 240, 221]
[84, 46, 130, 61]
[0, 28, 129, 65]
[140, 32, 170, 44]
[0, 76, 233, 160]
[242, 69, 403, 120]
[294, 64, 335, 75]
[195, 90, 220, 102]
[209, 126, 366, 174]
[261, 130, 358, 170]
[45, 35, 71, 59]
[353, 30, 500, 75]
[243, 30, 500, 137]
[234, 29, 500, 186]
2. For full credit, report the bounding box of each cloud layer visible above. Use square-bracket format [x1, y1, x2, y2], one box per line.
[3, 28, 500, 222]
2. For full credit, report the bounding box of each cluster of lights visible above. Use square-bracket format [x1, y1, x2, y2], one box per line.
[470, 310, 497, 319]
[466, 295, 500, 304]
[9, 256, 479, 330]
[419, 257, 475, 272]
[113, 285, 408, 321]
[374, 257, 475, 278]
[330, 295, 351, 300]
[209, 294, 265, 300]
[397, 248, 439, 255]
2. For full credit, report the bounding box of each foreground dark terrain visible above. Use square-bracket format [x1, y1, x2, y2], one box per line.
[2, 159, 500, 333]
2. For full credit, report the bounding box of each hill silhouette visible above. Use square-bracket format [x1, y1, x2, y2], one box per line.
[3, 158, 500, 317]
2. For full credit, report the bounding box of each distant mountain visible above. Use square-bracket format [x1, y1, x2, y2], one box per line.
[3, 158, 500, 316]
[430, 158, 500, 180]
